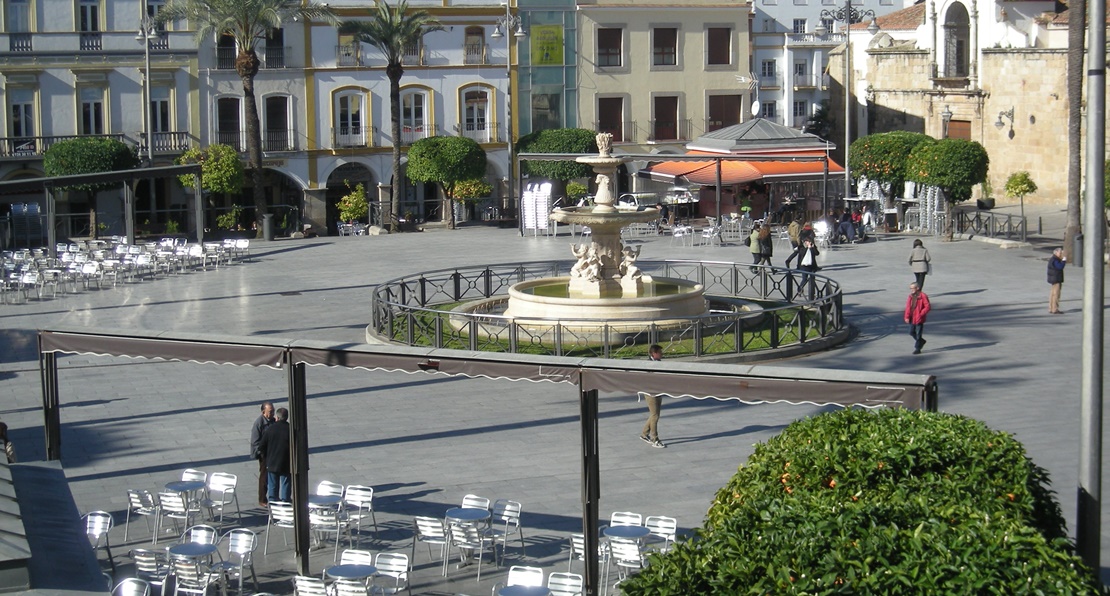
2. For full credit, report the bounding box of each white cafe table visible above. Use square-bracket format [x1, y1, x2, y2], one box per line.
[325, 563, 377, 581]
[603, 525, 651, 541]
[445, 507, 490, 524]
[309, 494, 343, 508]
[498, 586, 551, 596]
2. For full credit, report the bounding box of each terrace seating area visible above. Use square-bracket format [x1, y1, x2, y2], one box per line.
[1, 237, 251, 304]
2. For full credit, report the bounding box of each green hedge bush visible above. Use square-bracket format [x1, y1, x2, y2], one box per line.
[622, 408, 1099, 595]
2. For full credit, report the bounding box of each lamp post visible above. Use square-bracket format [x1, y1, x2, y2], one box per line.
[816, 3, 877, 203]
[136, 13, 157, 166]
[490, 2, 525, 230]
[940, 104, 953, 138]
[134, 11, 158, 245]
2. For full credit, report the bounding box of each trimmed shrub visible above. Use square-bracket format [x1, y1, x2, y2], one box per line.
[622, 409, 1098, 595]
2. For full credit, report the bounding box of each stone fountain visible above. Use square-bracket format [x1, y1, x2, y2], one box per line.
[501, 133, 708, 326]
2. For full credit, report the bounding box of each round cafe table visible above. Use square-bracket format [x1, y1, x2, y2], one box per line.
[445, 507, 490, 524]
[168, 542, 218, 559]
[498, 586, 551, 596]
[325, 563, 377, 581]
[309, 494, 343, 508]
[603, 525, 651, 541]
[166, 480, 206, 494]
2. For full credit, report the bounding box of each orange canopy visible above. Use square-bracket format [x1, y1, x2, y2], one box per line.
[642, 150, 843, 186]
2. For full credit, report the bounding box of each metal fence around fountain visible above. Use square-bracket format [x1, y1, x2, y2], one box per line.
[370, 260, 845, 359]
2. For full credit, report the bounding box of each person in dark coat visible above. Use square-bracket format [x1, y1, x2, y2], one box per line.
[249, 401, 274, 507]
[258, 407, 291, 503]
[785, 238, 821, 300]
[1046, 247, 1066, 314]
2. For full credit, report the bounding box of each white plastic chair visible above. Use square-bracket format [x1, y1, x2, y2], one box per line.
[293, 575, 330, 596]
[124, 489, 160, 543]
[264, 501, 296, 555]
[210, 528, 258, 595]
[609, 511, 642, 527]
[113, 578, 151, 596]
[548, 571, 585, 596]
[485, 499, 524, 565]
[605, 539, 646, 595]
[310, 503, 353, 562]
[491, 565, 544, 595]
[460, 493, 490, 510]
[200, 472, 240, 528]
[371, 552, 410, 595]
[644, 515, 678, 552]
[316, 480, 345, 497]
[84, 510, 116, 572]
[130, 548, 171, 596]
[155, 491, 193, 543]
[170, 556, 221, 596]
[445, 523, 494, 581]
[411, 516, 449, 576]
[344, 485, 379, 541]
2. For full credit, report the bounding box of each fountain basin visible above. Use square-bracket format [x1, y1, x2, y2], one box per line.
[503, 276, 706, 322]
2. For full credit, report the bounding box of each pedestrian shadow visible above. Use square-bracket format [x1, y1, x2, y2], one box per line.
[930, 288, 987, 297]
[923, 341, 998, 352]
[664, 423, 788, 446]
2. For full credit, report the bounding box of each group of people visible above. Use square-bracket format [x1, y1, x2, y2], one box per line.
[250, 401, 291, 506]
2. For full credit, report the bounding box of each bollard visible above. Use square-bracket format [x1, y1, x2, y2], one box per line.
[1072, 232, 1083, 267]
[262, 213, 275, 241]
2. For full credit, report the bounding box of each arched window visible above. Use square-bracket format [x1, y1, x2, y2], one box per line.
[400, 89, 429, 144]
[334, 91, 366, 147]
[461, 87, 489, 142]
[942, 2, 970, 78]
[464, 26, 485, 64]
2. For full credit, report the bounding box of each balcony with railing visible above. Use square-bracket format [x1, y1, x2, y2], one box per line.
[402, 42, 424, 66]
[458, 122, 490, 143]
[400, 125, 430, 145]
[594, 121, 635, 144]
[333, 126, 372, 148]
[216, 45, 291, 70]
[0, 134, 126, 158]
[704, 119, 742, 133]
[80, 32, 101, 51]
[141, 131, 195, 155]
[759, 73, 783, 89]
[263, 130, 295, 152]
[463, 42, 486, 65]
[646, 119, 691, 143]
[216, 130, 242, 151]
[8, 33, 32, 52]
[793, 74, 819, 88]
[336, 44, 361, 66]
[786, 32, 844, 46]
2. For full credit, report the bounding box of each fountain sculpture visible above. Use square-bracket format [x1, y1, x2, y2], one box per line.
[501, 133, 708, 327]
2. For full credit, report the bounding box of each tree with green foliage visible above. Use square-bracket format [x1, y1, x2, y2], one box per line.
[622, 408, 1100, 595]
[1004, 171, 1038, 222]
[517, 128, 599, 200]
[906, 138, 989, 238]
[43, 137, 139, 238]
[341, 0, 442, 232]
[175, 144, 245, 195]
[801, 99, 833, 140]
[337, 181, 369, 223]
[156, 0, 338, 231]
[849, 131, 935, 207]
[405, 136, 486, 229]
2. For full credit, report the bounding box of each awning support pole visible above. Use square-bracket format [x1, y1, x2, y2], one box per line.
[580, 385, 601, 596]
[287, 357, 311, 575]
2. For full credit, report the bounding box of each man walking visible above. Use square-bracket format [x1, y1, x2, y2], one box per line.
[904, 282, 931, 355]
[1047, 247, 1066, 314]
[249, 401, 274, 507]
[639, 344, 666, 448]
[258, 407, 291, 503]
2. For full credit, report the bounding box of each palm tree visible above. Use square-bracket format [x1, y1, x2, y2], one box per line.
[156, 0, 337, 231]
[341, 0, 443, 232]
[1064, 0, 1085, 260]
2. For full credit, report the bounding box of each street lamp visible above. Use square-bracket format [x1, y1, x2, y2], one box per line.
[940, 104, 953, 138]
[816, 2, 878, 204]
[136, 13, 158, 166]
[490, 3, 525, 228]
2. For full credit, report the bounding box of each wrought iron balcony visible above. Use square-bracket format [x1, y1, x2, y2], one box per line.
[332, 125, 372, 148]
[593, 121, 635, 144]
[9, 33, 32, 52]
[646, 119, 691, 142]
[0, 134, 126, 159]
[336, 44, 361, 66]
[80, 32, 101, 51]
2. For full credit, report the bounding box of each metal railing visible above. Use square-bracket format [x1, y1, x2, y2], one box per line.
[336, 44, 361, 66]
[263, 129, 294, 152]
[646, 119, 691, 142]
[593, 121, 635, 144]
[332, 126, 371, 148]
[79, 32, 101, 51]
[955, 209, 1027, 241]
[370, 259, 844, 359]
[463, 42, 486, 64]
[458, 122, 490, 143]
[9, 33, 32, 52]
[0, 134, 127, 158]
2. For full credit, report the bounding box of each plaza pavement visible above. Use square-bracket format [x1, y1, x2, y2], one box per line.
[1, 202, 1108, 594]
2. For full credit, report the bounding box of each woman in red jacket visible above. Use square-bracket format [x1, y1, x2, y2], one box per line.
[904, 282, 931, 354]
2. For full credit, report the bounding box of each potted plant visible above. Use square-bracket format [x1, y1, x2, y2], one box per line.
[217, 204, 244, 236]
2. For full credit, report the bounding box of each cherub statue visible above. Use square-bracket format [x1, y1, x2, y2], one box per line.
[570, 243, 590, 278]
[596, 132, 613, 157]
[584, 252, 603, 282]
[619, 245, 642, 280]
